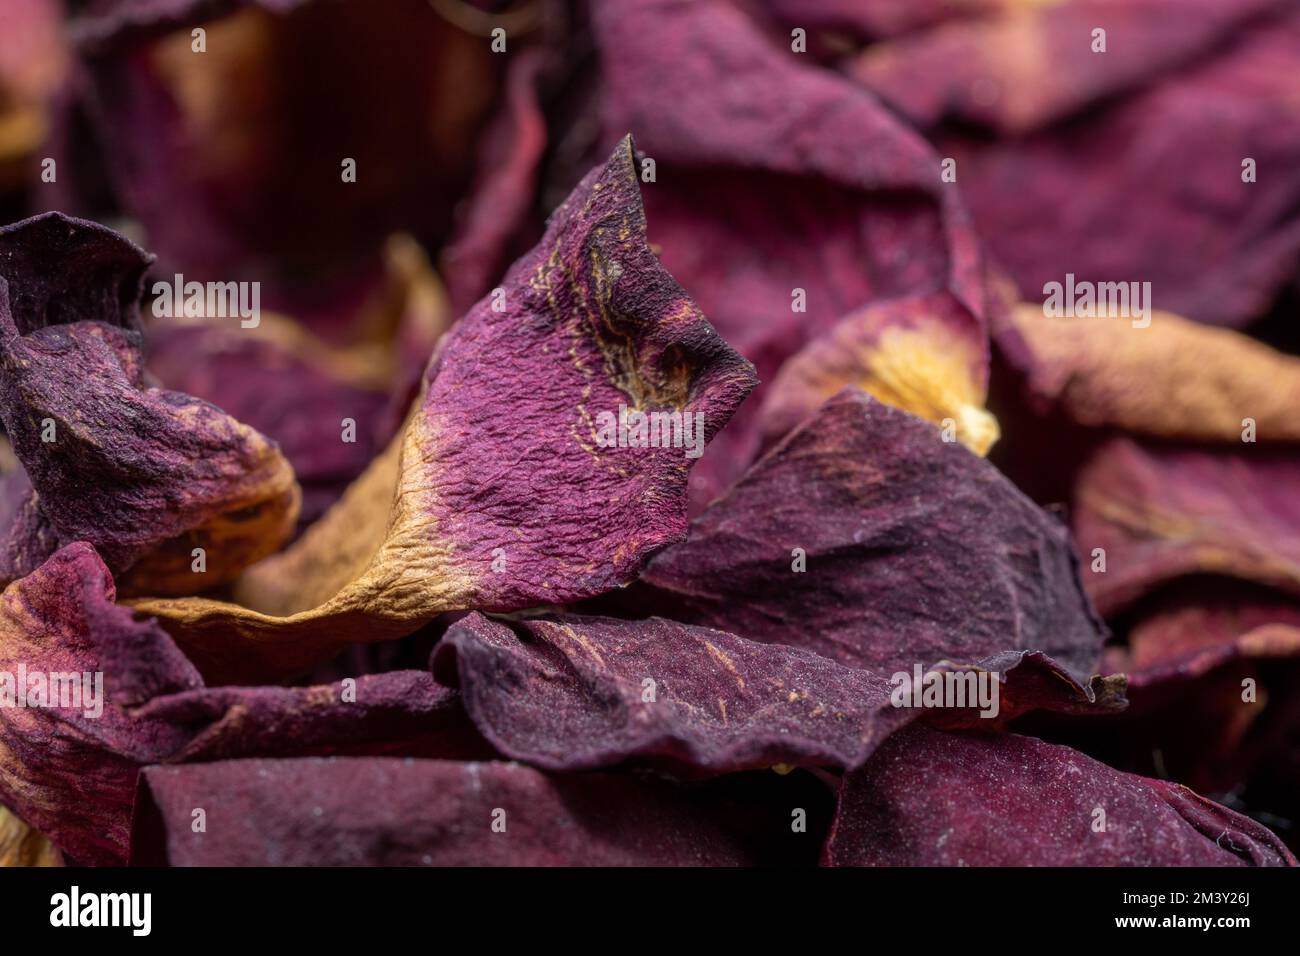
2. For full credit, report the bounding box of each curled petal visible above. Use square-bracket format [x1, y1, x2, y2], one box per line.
[129, 137, 756, 683]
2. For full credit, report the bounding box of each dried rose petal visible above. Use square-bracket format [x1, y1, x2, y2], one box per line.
[824, 725, 1296, 866]
[0, 212, 301, 593]
[760, 291, 999, 455]
[579, 0, 997, 503]
[1126, 585, 1300, 677]
[627, 389, 1106, 680]
[127, 137, 756, 683]
[851, 0, 1282, 135]
[998, 304, 1300, 441]
[147, 235, 448, 531]
[851, 0, 1300, 327]
[61, 0, 498, 301]
[0, 805, 59, 867]
[1072, 438, 1300, 615]
[443, 47, 551, 318]
[0, 542, 481, 865]
[1063, 581, 1300, 797]
[436, 612, 1123, 775]
[131, 757, 782, 866]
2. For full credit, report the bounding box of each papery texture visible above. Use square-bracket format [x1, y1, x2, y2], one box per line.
[627, 390, 1106, 680]
[436, 612, 1123, 775]
[823, 725, 1296, 866]
[0, 212, 300, 592]
[0, 542, 480, 865]
[132, 757, 780, 866]
[128, 137, 756, 683]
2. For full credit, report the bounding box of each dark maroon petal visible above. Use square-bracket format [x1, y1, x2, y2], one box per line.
[435, 613, 1123, 775]
[0, 213, 301, 592]
[1126, 584, 1300, 678]
[131, 757, 781, 866]
[436, 612, 911, 773]
[0, 543, 480, 865]
[628, 389, 1107, 680]
[823, 725, 1296, 866]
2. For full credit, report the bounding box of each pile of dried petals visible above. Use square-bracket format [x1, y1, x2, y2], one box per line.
[0, 0, 1298, 867]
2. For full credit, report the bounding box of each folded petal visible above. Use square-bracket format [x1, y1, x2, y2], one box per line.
[760, 292, 999, 455]
[0, 213, 301, 593]
[1070, 581, 1300, 799]
[823, 725, 1295, 866]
